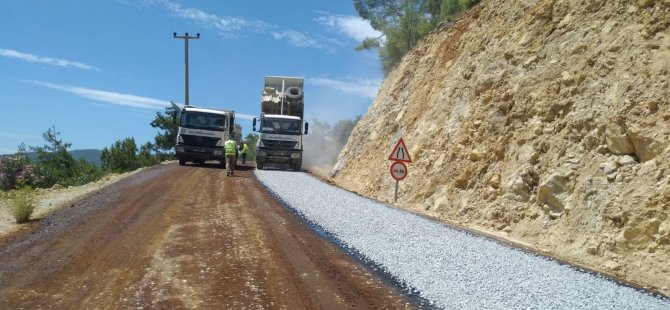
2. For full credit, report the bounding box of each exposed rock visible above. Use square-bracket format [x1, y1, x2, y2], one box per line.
[469, 150, 482, 161]
[617, 155, 637, 166]
[601, 160, 618, 175]
[627, 125, 668, 162]
[537, 174, 569, 214]
[489, 174, 501, 189]
[333, 0, 670, 294]
[617, 217, 661, 250]
[604, 260, 622, 272]
[605, 122, 636, 156]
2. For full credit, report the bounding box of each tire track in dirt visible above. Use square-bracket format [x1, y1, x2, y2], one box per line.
[0, 163, 416, 309]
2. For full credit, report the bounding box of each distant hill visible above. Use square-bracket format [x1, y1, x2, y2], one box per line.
[25, 149, 102, 167]
[69, 149, 102, 167]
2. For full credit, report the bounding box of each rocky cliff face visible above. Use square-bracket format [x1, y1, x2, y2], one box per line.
[332, 0, 670, 293]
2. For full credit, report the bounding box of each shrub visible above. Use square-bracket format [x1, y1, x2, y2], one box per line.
[6, 188, 36, 223]
[0, 154, 33, 190]
[68, 158, 104, 186]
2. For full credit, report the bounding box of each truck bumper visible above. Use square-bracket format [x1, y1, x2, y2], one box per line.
[256, 148, 302, 164]
[176, 144, 226, 161]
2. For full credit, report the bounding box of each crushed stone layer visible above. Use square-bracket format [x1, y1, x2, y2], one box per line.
[256, 170, 670, 309]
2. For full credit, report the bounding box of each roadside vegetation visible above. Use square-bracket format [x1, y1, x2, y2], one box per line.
[355, 0, 480, 74]
[6, 187, 35, 223]
[0, 106, 183, 223]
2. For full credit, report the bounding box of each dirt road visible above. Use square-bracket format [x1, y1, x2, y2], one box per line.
[0, 163, 415, 309]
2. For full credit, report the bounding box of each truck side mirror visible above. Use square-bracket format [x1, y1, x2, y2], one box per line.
[252, 118, 257, 131]
[304, 122, 309, 135]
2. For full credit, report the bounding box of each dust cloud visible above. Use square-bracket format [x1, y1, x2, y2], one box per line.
[303, 123, 341, 172]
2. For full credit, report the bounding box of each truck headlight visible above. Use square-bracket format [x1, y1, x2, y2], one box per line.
[176, 146, 184, 152]
[177, 135, 184, 143]
[291, 153, 301, 159]
[257, 150, 266, 157]
[257, 140, 265, 148]
[213, 150, 222, 155]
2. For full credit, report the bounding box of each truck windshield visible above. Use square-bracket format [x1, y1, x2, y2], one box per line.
[260, 118, 302, 135]
[180, 112, 227, 131]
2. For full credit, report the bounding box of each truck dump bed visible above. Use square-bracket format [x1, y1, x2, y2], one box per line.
[261, 76, 304, 118]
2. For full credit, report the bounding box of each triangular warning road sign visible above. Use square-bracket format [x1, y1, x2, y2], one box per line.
[388, 138, 412, 163]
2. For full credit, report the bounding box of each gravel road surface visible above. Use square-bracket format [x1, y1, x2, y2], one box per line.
[0, 163, 416, 308]
[255, 170, 670, 309]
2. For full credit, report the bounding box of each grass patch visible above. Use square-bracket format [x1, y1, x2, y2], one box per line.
[6, 188, 36, 223]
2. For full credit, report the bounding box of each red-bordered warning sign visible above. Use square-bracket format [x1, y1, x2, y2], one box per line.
[388, 138, 412, 163]
[390, 161, 408, 181]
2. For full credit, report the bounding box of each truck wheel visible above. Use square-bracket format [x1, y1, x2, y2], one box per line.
[179, 157, 186, 166]
[256, 161, 264, 170]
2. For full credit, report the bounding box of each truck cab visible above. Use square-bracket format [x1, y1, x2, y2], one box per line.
[176, 106, 235, 166]
[254, 114, 306, 170]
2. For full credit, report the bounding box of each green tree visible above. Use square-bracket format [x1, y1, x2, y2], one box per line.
[138, 142, 161, 167]
[26, 126, 102, 188]
[355, 0, 479, 74]
[243, 133, 259, 161]
[331, 116, 362, 150]
[30, 126, 76, 187]
[100, 137, 139, 172]
[70, 158, 103, 185]
[150, 102, 181, 155]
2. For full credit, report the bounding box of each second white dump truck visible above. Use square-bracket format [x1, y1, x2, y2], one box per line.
[253, 76, 308, 171]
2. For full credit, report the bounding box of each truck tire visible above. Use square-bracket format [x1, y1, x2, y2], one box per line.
[256, 161, 264, 170]
[179, 157, 186, 166]
[285, 86, 303, 99]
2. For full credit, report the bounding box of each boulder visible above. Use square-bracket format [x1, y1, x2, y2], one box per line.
[605, 122, 635, 155]
[537, 174, 569, 213]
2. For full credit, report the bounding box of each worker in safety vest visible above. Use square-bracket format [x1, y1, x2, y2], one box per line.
[224, 135, 237, 176]
[240, 143, 249, 166]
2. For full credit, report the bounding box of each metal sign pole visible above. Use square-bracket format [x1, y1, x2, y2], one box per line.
[394, 180, 399, 202]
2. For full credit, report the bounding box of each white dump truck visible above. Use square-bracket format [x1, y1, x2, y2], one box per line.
[253, 76, 308, 171]
[175, 106, 238, 166]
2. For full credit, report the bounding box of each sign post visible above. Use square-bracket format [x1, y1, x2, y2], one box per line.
[388, 138, 412, 202]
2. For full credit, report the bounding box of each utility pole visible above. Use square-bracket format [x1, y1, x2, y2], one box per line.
[173, 32, 200, 107]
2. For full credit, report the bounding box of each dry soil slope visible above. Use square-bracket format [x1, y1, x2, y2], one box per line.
[332, 0, 670, 294]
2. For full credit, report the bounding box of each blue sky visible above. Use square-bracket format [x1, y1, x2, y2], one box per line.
[0, 0, 383, 154]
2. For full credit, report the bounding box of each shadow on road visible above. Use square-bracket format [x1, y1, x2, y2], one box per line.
[180, 161, 257, 171]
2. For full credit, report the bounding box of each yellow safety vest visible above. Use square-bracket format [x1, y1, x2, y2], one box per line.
[224, 140, 237, 156]
[241, 144, 248, 155]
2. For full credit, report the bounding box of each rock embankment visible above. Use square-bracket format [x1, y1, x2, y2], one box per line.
[333, 0, 670, 294]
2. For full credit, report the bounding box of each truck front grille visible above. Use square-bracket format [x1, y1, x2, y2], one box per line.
[262, 139, 297, 150]
[181, 134, 220, 147]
